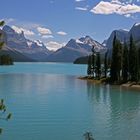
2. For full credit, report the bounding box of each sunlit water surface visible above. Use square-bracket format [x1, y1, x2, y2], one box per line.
[0, 63, 140, 140]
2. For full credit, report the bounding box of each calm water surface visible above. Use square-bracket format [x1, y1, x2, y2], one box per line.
[0, 63, 140, 140]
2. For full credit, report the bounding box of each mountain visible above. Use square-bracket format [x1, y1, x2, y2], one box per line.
[2, 25, 51, 61]
[46, 36, 106, 62]
[104, 23, 140, 49]
[104, 29, 129, 49]
[129, 23, 140, 43]
[0, 46, 35, 62]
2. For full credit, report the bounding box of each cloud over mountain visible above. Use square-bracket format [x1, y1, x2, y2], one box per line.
[46, 41, 65, 51]
[12, 25, 35, 36]
[37, 27, 52, 35]
[91, 0, 140, 17]
[57, 31, 67, 36]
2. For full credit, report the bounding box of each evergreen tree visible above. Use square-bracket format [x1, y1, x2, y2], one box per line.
[0, 21, 12, 134]
[0, 21, 5, 49]
[0, 55, 13, 65]
[136, 50, 139, 82]
[129, 35, 137, 81]
[110, 34, 117, 82]
[0, 99, 12, 134]
[87, 55, 92, 76]
[95, 52, 101, 79]
[138, 48, 140, 80]
[104, 51, 108, 78]
[110, 33, 122, 83]
[0, 21, 13, 65]
[91, 54, 95, 77]
[122, 42, 129, 82]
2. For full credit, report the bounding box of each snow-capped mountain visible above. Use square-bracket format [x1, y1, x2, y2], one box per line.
[46, 36, 106, 62]
[66, 36, 105, 52]
[2, 25, 51, 61]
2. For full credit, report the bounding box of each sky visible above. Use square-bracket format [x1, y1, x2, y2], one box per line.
[0, 0, 140, 50]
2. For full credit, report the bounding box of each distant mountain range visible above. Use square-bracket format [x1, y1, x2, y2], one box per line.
[74, 23, 140, 64]
[0, 25, 105, 62]
[1, 23, 140, 63]
[46, 36, 106, 62]
[1, 25, 51, 62]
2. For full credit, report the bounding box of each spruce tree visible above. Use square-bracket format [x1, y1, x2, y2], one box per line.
[138, 48, 140, 80]
[129, 35, 137, 81]
[0, 21, 5, 49]
[104, 51, 108, 78]
[0, 21, 13, 65]
[87, 55, 92, 76]
[110, 33, 122, 83]
[91, 54, 95, 77]
[122, 42, 129, 82]
[95, 52, 101, 79]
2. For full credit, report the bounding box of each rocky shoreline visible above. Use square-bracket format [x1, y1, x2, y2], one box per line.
[79, 76, 140, 90]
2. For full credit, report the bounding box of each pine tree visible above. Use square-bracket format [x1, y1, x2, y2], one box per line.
[110, 34, 117, 82]
[110, 33, 122, 83]
[104, 51, 108, 78]
[91, 54, 95, 77]
[0, 21, 5, 49]
[0, 21, 13, 65]
[129, 35, 137, 81]
[122, 42, 129, 82]
[95, 52, 101, 79]
[87, 55, 92, 76]
[0, 99, 12, 134]
[138, 48, 140, 80]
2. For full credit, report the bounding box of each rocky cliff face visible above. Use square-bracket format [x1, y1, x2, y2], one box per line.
[2, 25, 51, 61]
[104, 23, 140, 49]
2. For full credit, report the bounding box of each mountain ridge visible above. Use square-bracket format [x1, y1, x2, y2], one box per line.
[46, 36, 106, 62]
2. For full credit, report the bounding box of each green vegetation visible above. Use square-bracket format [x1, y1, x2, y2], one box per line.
[0, 99, 12, 134]
[0, 20, 13, 65]
[0, 21, 12, 134]
[87, 46, 101, 80]
[87, 34, 140, 84]
[0, 55, 13, 65]
[95, 52, 101, 80]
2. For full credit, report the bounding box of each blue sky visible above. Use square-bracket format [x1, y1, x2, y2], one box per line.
[0, 0, 140, 50]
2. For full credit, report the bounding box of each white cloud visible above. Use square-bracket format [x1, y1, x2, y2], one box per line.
[37, 27, 52, 35]
[12, 25, 35, 36]
[57, 31, 67, 36]
[42, 35, 54, 39]
[90, 1, 140, 17]
[75, 7, 88, 11]
[46, 41, 66, 51]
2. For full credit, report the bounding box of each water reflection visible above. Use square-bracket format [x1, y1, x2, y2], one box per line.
[86, 81, 140, 139]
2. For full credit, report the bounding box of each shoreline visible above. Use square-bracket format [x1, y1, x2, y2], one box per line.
[121, 83, 140, 90]
[79, 76, 140, 91]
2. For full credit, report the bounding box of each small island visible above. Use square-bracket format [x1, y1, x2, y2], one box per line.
[0, 54, 13, 65]
[80, 33, 140, 90]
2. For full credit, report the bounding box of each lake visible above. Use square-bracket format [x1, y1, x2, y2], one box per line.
[0, 63, 140, 140]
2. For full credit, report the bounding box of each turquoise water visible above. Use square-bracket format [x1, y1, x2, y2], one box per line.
[0, 63, 140, 140]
